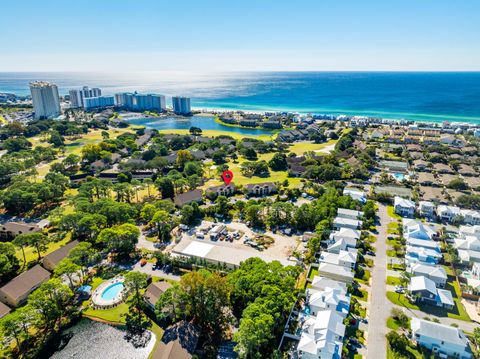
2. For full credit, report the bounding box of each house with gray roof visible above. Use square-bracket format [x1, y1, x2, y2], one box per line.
[411, 318, 472, 358]
[0, 265, 51, 307]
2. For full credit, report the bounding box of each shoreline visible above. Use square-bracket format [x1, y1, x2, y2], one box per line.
[190, 105, 480, 125]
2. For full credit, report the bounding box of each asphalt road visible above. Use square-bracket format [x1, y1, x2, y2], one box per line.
[366, 203, 393, 359]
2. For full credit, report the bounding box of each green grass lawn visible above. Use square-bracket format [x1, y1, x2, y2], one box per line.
[387, 286, 471, 322]
[15, 236, 71, 266]
[386, 206, 401, 220]
[84, 303, 129, 323]
[202, 152, 303, 189]
[386, 291, 419, 310]
[353, 289, 369, 302]
[386, 276, 402, 286]
[387, 343, 428, 359]
[386, 249, 403, 258]
[387, 263, 405, 271]
[355, 268, 371, 285]
[308, 267, 319, 280]
[287, 139, 337, 155]
[386, 317, 400, 330]
[159, 129, 274, 141]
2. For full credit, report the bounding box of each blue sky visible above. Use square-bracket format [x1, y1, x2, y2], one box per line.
[1, 0, 479, 71]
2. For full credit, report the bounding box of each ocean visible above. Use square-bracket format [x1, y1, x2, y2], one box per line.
[1, 71, 480, 123]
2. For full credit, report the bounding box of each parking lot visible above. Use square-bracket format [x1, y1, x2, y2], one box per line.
[177, 220, 304, 261]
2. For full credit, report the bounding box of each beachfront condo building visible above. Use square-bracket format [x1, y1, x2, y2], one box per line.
[172, 96, 191, 115]
[84, 96, 115, 110]
[29, 81, 61, 119]
[69, 86, 102, 108]
[114, 92, 166, 112]
[135, 94, 166, 111]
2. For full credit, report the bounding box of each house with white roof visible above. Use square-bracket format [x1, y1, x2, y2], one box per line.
[329, 227, 361, 241]
[317, 262, 354, 284]
[458, 249, 480, 264]
[405, 246, 442, 266]
[411, 318, 472, 358]
[310, 276, 347, 293]
[319, 250, 357, 269]
[418, 201, 435, 219]
[305, 287, 351, 317]
[336, 208, 363, 220]
[408, 264, 447, 288]
[406, 238, 441, 253]
[402, 219, 436, 241]
[462, 263, 480, 293]
[297, 310, 345, 359]
[454, 236, 480, 264]
[454, 236, 480, 252]
[460, 209, 480, 226]
[408, 276, 454, 309]
[332, 217, 362, 230]
[342, 188, 366, 203]
[437, 205, 461, 223]
[326, 237, 357, 254]
[394, 196, 416, 217]
[458, 225, 480, 239]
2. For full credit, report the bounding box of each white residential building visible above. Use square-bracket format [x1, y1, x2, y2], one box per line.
[69, 86, 102, 108]
[405, 246, 442, 266]
[402, 219, 436, 241]
[459, 225, 480, 239]
[411, 318, 472, 358]
[394, 196, 415, 217]
[418, 201, 435, 218]
[306, 287, 351, 317]
[310, 276, 347, 293]
[342, 188, 366, 203]
[319, 250, 357, 269]
[460, 209, 480, 226]
[317, 263, 354, 284]
[454, 236, 480, 252]
[406, 238, 441, 253]
[336, 208, 363, 220]
[333, 217, 362, 230]
[326, 237, 357, 254]
[408, 263, 447, 288]
[29, 81, 61, 119]
[437, 205, 461, 223]
[329, 228, 361, 241]
[297, 310, 345, 359]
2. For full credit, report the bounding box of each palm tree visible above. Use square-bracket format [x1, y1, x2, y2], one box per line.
[13, 234, 29, 268]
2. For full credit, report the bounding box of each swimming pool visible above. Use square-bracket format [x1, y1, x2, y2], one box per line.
[91, 277, 126, 308]
[101, 282, 124, 301]
[392, 172, 405, 181]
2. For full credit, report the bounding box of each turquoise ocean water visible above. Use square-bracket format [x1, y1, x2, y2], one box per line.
[1, 72, 479, 123]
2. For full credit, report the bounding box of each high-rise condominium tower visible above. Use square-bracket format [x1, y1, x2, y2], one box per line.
[29, 81, 61, 119]
[69, 86, 102, 108]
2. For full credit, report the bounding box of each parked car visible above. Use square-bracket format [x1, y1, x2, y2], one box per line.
[394, 286, 405, 293]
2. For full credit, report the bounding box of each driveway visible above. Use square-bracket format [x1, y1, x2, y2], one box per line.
[132, 261, 180, 282]
[136, 232, 157, 251]
[366, 203, 394, 359]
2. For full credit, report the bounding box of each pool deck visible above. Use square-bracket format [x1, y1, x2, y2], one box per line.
[91, 277, 125, 308]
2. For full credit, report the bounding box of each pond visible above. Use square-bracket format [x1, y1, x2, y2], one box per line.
[125, 115, 275, 137]
[50, 319, 155, 359]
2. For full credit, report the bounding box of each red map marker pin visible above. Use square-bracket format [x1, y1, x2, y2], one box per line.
[222, 170, 234, 185]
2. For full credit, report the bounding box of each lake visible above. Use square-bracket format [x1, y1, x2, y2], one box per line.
[125, 115, 275, 136]
[50, 319, 155, 359]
